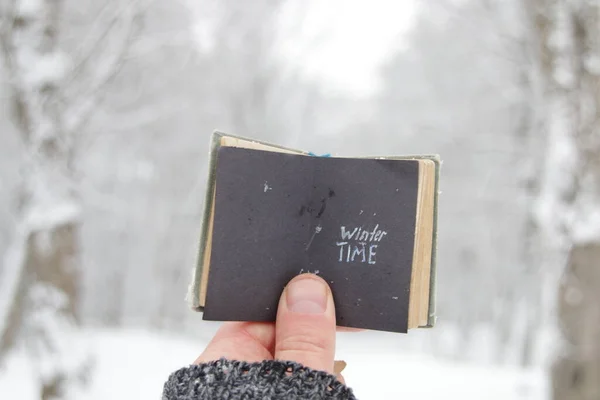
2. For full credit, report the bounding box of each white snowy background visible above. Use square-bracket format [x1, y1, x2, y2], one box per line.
[2, 0, 599, 399]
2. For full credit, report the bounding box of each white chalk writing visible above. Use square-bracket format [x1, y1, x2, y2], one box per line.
[336, 224, 387, 265]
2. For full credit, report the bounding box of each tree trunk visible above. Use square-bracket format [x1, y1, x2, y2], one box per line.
[526, 1, 600, 399]
[0, 1, 89, 398]
[552, 243, 600, 400]
[1, 212, 84, 399]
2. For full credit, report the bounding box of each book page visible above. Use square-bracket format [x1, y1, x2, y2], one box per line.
[203, 146, 420, 333]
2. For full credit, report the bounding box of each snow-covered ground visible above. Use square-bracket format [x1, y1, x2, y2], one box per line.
[0, 328, 548, 399]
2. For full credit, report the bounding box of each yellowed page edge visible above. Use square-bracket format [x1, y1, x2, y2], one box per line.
[417, 160, 435, 327]
[408, 161, 425, 329]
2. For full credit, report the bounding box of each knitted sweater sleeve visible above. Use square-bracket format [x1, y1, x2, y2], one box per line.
[162, 359, 357, 400]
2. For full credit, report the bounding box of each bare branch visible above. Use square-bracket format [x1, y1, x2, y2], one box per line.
[0, 1, 15, 73]
[65, 2, 141, 136]
[62, 3, 123, 86]
[0, 0, 31, 141]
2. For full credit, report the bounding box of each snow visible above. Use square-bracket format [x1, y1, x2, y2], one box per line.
[23, 51, 71, 88]
[534, 97, 579, 248]
[25, 201, 81, 232]
[0, 352, 37, 399]
[569, 171, 600, 244]
[0, 329, 200, 400]
[16, 0, 43, 18]
[343, 353, 546, 400]
[584, 54, 600, 75]
[2, 283, 93, 399]
[0, 328, 548, 399]
[571, 207, 600, 244]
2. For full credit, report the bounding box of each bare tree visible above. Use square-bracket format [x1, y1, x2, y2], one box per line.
[526, 0, 600, 399]
[376, 0, 538, 364]
[198, 0, 314, 144]
[0, 0, 140, 397]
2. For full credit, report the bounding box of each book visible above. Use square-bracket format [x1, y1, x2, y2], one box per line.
[187, 131, 441, 334]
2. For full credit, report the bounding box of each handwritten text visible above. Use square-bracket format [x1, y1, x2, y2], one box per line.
[336, 224, 387, 265]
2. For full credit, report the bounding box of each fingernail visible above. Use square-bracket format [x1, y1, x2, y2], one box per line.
[286, 277, 327, 314]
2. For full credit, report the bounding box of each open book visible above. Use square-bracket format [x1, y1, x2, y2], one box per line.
[187, 131, 441, 333]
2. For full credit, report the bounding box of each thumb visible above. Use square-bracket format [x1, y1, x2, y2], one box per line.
[274, 273, 336, 373]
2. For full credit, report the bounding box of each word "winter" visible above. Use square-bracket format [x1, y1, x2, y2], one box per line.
[336, 224, 387, 265]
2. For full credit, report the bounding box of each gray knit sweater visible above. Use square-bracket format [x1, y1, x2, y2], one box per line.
[162, 359, 357, 399]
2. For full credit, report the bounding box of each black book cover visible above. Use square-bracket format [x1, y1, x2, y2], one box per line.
[203, 146, 420, 333]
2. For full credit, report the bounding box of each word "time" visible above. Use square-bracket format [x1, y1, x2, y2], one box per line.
[336, 224, 388, 265]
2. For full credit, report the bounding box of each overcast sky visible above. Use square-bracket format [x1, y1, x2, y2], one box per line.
[278, 0, 418, 96]
[190, 0, 418, 97]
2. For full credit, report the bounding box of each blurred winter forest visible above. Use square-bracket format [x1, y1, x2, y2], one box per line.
[1, 0, 599, 399]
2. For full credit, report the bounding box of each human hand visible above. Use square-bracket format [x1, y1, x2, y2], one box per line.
[195, 273, 347, 382]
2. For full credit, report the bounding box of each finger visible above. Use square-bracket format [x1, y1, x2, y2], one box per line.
[195, 322, 275, 364]
[336, 327, 365, 332]
[334, 360, 346, 375]
[334, 360, 346, 386]
[274, 274, 336, 373]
